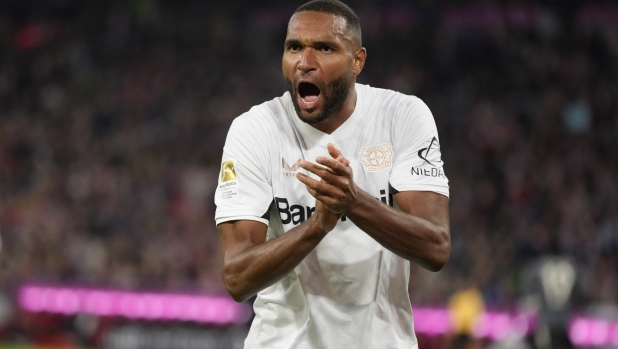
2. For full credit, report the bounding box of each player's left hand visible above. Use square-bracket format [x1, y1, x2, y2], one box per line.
[296, 143, 357, 214]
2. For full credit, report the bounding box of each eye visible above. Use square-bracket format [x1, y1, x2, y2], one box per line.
[320, 46, 333, 53]
[288, 44, 301, 52]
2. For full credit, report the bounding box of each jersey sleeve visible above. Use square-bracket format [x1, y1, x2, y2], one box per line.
[389, 96, 449, 198]
[214, 116, 274, 226]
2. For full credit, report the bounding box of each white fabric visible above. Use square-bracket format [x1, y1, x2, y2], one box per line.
[214, 83, 448, 349]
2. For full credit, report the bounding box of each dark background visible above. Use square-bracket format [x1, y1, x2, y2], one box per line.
[0, 0, 617, 348]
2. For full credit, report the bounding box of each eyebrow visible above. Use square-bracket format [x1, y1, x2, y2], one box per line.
[284, 39, 302, 47]
[284, 39, 341, 48]
[312, 40, 340, 48]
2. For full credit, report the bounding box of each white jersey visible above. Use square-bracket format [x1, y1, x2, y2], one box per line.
[215, 83, 449, 349]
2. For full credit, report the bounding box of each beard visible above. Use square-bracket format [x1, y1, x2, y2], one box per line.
[285, 69, 355, 125]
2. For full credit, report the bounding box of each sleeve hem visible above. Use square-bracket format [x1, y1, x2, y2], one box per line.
[215, 215, 270, 226]
[389, 182, 450, 198]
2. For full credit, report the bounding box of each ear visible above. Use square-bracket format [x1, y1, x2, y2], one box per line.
[353, 47, 367, 76]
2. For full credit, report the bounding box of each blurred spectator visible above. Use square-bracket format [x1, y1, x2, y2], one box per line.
[449, 282, 485, 349]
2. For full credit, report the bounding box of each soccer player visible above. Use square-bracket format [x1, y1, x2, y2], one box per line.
[214, 0, 450, 348]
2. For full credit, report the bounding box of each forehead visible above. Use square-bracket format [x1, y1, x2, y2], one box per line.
[286, 11, 349, 42]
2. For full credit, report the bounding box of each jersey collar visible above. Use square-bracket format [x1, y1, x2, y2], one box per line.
[288, 83, 366, 149]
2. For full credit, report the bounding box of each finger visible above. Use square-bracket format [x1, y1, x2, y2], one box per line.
[306, 186, 341, 209]
[296, 172, 321, 188]
[336, 154, 351, 167]
[328, 143, 351, 166]
[328, 143, 350, 166]
[296, 173, 342, 197]
[299, 160, 340, 180]
[299, 163, 349, 198]
[314, 194, 341, 210]
[314, 156, 348, 176]
[327, 143, 341, 160]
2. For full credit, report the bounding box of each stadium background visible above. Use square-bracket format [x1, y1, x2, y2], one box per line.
[0, 0, 617, 348]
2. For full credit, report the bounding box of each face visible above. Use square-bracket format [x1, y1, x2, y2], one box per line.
[282, 11, 363, 125]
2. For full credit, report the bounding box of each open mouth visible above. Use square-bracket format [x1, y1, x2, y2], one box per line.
[297, 82, 321, 110]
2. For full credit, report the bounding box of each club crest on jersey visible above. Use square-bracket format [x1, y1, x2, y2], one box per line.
[282, 158, 301, 177]
[359, 143, 393, 172]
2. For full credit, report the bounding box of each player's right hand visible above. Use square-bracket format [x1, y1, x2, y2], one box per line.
[297, 143, 357, 215]
[303, 143, 349, 233]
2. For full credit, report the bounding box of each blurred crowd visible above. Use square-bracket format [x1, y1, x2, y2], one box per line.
[0, 0, 617, 314]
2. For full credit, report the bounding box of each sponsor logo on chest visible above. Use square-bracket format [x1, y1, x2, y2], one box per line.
[282, 158, 301, 177]
[275, 189, 393, 226]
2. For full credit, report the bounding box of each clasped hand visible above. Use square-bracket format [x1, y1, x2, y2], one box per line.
[296, 143, 358, 215]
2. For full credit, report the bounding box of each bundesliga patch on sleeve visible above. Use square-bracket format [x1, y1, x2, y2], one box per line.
[218, 159, 239, 201]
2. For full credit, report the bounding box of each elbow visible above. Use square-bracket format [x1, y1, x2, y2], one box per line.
[223, 275, 250, 303]
[425, 230, 451, 272]
[222, 267, 252, 303]
[228, 291, 251, 303]
[425, 254, 449, 272]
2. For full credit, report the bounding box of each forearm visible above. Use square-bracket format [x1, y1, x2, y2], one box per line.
[222, 216, 327, 302]
[346, 190, 450, 271]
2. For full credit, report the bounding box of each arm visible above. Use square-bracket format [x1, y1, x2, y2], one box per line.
[218, 199, 341, 302]
[345, 189, 450, 271]
[297, 144, 450, 271]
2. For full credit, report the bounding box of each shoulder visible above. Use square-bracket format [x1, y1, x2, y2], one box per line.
[358, 83, 416, 102]
[357, 84, 433, 123]
[229, 92, 292, 136]
[224, 92, 294, 165]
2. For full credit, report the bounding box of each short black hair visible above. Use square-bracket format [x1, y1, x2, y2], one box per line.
[293, 0, 362, 47]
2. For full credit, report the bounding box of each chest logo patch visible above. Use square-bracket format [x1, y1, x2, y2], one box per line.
[282, 158, 301, 177]
[359, 143, 393, 172]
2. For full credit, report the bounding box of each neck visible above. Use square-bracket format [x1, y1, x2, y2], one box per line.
[311, 85, 357, 134]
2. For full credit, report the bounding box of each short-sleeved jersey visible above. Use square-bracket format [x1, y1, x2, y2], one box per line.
[215, 83, 449, 349]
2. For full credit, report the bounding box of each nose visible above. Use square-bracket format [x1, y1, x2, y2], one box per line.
[297, 48, 317, 73]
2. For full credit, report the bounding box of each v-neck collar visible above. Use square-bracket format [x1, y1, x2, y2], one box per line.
[288, 83, 366, 149]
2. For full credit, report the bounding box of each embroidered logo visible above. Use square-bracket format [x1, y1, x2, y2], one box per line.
[282, 158, 301, 177]
[359, 144, 393, 172]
